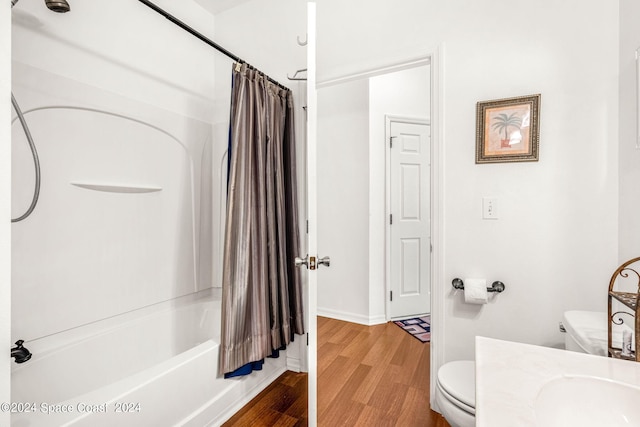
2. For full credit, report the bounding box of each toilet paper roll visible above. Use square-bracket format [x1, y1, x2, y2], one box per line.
[464, 278, 488, 304]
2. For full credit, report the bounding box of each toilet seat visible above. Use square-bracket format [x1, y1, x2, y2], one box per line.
[436, 360, 476, 414]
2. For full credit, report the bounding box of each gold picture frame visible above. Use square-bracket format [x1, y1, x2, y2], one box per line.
[475, 94, 540, 164]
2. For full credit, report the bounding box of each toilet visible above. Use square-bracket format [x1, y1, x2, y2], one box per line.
[434, 310, 615, 427]
[562, 310, 625, 356]
[434, 360, 475, 427]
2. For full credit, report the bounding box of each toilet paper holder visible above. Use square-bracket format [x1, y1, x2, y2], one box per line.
[452, 278, 506, 293]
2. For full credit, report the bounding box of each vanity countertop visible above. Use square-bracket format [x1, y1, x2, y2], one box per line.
[475, 336, 640, 426]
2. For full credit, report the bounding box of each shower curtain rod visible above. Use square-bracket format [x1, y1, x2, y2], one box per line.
[137, 0, 289, 90]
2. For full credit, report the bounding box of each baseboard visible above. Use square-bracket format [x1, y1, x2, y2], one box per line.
[183, 356, 287, 427]
[286, 355, 302, 372]
[284, 335, 307, 373]
[317, 307, 387, 326]
[368, 314, 387, 325]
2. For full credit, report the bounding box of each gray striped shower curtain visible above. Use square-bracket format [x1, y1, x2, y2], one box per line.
[219, 63, 304, 375]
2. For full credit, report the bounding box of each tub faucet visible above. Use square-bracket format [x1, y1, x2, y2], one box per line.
[11, 340, 32, 364]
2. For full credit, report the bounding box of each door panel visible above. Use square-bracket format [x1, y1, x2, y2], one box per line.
[400, 238, 421, 294]
[401, 164, 421, 219]
[390, 121, 431, 319]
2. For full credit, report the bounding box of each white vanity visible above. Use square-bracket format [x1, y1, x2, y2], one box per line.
[475, 336, 640, 426]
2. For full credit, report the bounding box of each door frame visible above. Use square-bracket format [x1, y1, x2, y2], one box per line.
[385, 115, 431, 321]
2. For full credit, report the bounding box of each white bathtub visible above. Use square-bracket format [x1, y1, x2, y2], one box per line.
[11, 289, 287, 426]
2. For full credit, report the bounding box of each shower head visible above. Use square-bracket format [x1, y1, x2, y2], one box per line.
[45, 0, 70, 13]
[11, 0, 70, 13]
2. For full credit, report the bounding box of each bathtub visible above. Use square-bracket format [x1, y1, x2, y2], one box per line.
[10, 289, 287, 426]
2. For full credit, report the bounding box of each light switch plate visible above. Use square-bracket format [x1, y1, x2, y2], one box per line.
[483, 197, 498, 219]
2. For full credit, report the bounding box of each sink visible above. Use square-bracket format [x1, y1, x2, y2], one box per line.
[534, 375, 640, 426]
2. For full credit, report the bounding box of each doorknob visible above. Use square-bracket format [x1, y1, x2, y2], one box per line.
[318, 256, 330, 268]
[296, 255, 329, 270]
[295, 255, 309, 269]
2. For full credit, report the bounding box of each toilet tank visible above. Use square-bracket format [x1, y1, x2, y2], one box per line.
[563, 310, 627, 356]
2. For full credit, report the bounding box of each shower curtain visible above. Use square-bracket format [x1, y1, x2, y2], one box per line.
[220, 63, 304, 376]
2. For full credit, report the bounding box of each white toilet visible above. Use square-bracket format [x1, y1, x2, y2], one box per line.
[434, 360, 475, 427]
[434, 310, 614, 427]
[562, 310, 625, 355]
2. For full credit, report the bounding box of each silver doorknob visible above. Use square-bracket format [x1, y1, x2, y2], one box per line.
[318, 256, 330, 268]
[295, 255, 309, 268]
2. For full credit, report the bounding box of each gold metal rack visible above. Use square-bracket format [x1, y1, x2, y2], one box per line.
[607, 257, 640, 361]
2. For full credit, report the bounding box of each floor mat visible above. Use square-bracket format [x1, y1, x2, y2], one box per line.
[393, 315, 431, 343]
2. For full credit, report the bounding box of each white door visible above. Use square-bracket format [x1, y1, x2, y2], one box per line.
[389, 120, 431, 319]
[304, 3, 318, 426]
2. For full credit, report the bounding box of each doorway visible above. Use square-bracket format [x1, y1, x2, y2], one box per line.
[314, 61, 435, 421]
[316, 64, 431, 325]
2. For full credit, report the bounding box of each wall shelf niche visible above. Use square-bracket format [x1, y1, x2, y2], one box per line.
[70, 182, 162, 194]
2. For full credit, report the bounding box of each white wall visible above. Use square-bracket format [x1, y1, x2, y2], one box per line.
[619, 0, 640, 261]
[2, 1, 12, 424]
[211, 0, 307, 89]
[316, 79, 371, 322]
[317, 0, 619, 364]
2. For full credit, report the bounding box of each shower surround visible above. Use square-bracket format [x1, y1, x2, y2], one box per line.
[10, 62, 282, 426]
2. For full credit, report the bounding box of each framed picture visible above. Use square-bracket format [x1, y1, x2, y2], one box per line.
[475, 94, 540, 164]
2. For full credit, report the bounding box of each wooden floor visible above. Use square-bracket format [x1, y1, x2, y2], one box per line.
[223, 317, 450, 426]
[222, 370, 308, 426]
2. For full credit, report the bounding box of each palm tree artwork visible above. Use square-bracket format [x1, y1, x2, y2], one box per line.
[492, 112, 522, 148]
